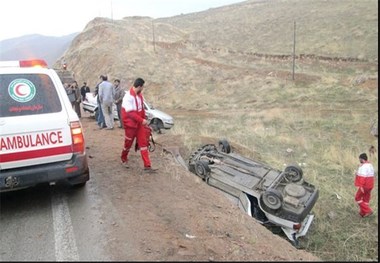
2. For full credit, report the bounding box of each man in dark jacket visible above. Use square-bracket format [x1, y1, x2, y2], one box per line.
[113, 79, 124, 128]
[80, 82, 90, 101]
[71, 81, 81, 118]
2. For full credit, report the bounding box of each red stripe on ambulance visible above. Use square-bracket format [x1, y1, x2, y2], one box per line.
[0, 145, 73, 162]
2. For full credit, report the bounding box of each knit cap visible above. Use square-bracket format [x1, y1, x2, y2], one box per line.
[359, 153, 368, 161]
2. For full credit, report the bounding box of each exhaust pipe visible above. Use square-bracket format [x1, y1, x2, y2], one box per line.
[5, 176, 19, 188]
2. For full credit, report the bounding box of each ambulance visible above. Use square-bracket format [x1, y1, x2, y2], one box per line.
[0, 59, 90, 192]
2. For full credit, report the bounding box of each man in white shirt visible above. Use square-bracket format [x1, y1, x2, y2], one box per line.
[98, 75, 115, 130]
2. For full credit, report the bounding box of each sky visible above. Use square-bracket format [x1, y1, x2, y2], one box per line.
[0, 0, 244, 41]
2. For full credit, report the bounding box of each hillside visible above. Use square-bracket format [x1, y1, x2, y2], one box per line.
[54, 0, 378, 261]
[162, 0, 378, 59]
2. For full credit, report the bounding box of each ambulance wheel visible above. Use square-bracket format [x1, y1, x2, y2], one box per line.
[72, 181, 87, 188]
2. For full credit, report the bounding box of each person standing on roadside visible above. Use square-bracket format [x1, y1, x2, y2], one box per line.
[71, 81, 81, 118]
[94, 81, 105, 128]
[80, 81, 90, 101]
[113, 79, 125, 128]
[98, 75, 115, 130]
[354, 152, 375, 217]
[120, 77, 157, 172]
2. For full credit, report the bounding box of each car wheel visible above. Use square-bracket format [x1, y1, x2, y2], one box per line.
[284, 163, 303, 182]
[195, 160, 211, 180]
[218, 139, 231, 153]
[188, 147, 204, 173]
[151, 118, 164, 130]
[262, 188, 283, 210]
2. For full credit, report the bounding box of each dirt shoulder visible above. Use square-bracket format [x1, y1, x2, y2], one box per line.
[81, 114, 320, 261]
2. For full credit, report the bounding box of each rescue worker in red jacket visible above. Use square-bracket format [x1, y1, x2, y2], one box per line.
[120, 78, 157, 172]
[354, 153, 375, 217]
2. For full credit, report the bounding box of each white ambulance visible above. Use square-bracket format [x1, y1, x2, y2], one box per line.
[0, 59, 90, 192]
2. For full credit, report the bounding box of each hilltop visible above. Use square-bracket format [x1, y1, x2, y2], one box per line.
[56, 0, 377, 91]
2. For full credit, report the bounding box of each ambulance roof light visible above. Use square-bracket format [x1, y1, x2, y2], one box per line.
[19, 59, 48, 68]
[0, 59, 48, 68]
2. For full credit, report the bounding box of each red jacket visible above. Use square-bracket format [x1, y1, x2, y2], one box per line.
[354, 161, 375, 189]
[121, 87, 146, 128]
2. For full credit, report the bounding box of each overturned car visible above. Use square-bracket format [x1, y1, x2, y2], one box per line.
[188, 139, 319, 247]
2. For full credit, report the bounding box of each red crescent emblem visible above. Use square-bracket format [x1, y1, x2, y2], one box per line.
[15, 84, 27, 96]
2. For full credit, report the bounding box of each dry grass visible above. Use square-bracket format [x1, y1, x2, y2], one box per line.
[167, 59, 378, 261]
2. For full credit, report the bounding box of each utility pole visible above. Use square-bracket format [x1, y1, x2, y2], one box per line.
[110, 0, 113, 21]
[292, 21, 296, 80]
[152, 20, 156, 52]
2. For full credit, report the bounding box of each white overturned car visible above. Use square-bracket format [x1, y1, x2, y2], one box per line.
[188, 139, 319, 247]
[82, 92, 174, 131]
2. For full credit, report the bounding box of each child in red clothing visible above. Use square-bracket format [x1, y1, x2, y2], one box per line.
[354, 153, 375, 217]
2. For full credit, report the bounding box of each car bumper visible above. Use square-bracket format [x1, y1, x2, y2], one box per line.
[82, 102, 97, 113]
[0, 153, 90, 192]
[163, 122, 174, 129]
[281, 214, 315, 241]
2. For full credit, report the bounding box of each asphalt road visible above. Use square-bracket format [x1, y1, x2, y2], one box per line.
[0, 175, 121, 261]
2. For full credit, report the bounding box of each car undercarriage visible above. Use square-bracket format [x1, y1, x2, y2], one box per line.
[187, 139, 319, 247]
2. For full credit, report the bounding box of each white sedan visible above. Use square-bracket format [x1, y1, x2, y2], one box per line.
[82, 92, 174, 130]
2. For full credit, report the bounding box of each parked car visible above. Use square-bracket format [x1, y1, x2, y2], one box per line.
[82, 92, 174, 131]
[0, 59, 90, 192]
[188, 139, 319, 247]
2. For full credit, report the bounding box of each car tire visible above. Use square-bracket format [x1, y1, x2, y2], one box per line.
[262, 188, 283, 210]
[284, 163, 303, 182]
[218, 139, 231, 153]
[195, 160, 211, 180]
[151, 118, 164, 130]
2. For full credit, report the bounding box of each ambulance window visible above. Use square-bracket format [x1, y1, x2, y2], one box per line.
[0, 73, 62, 117]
